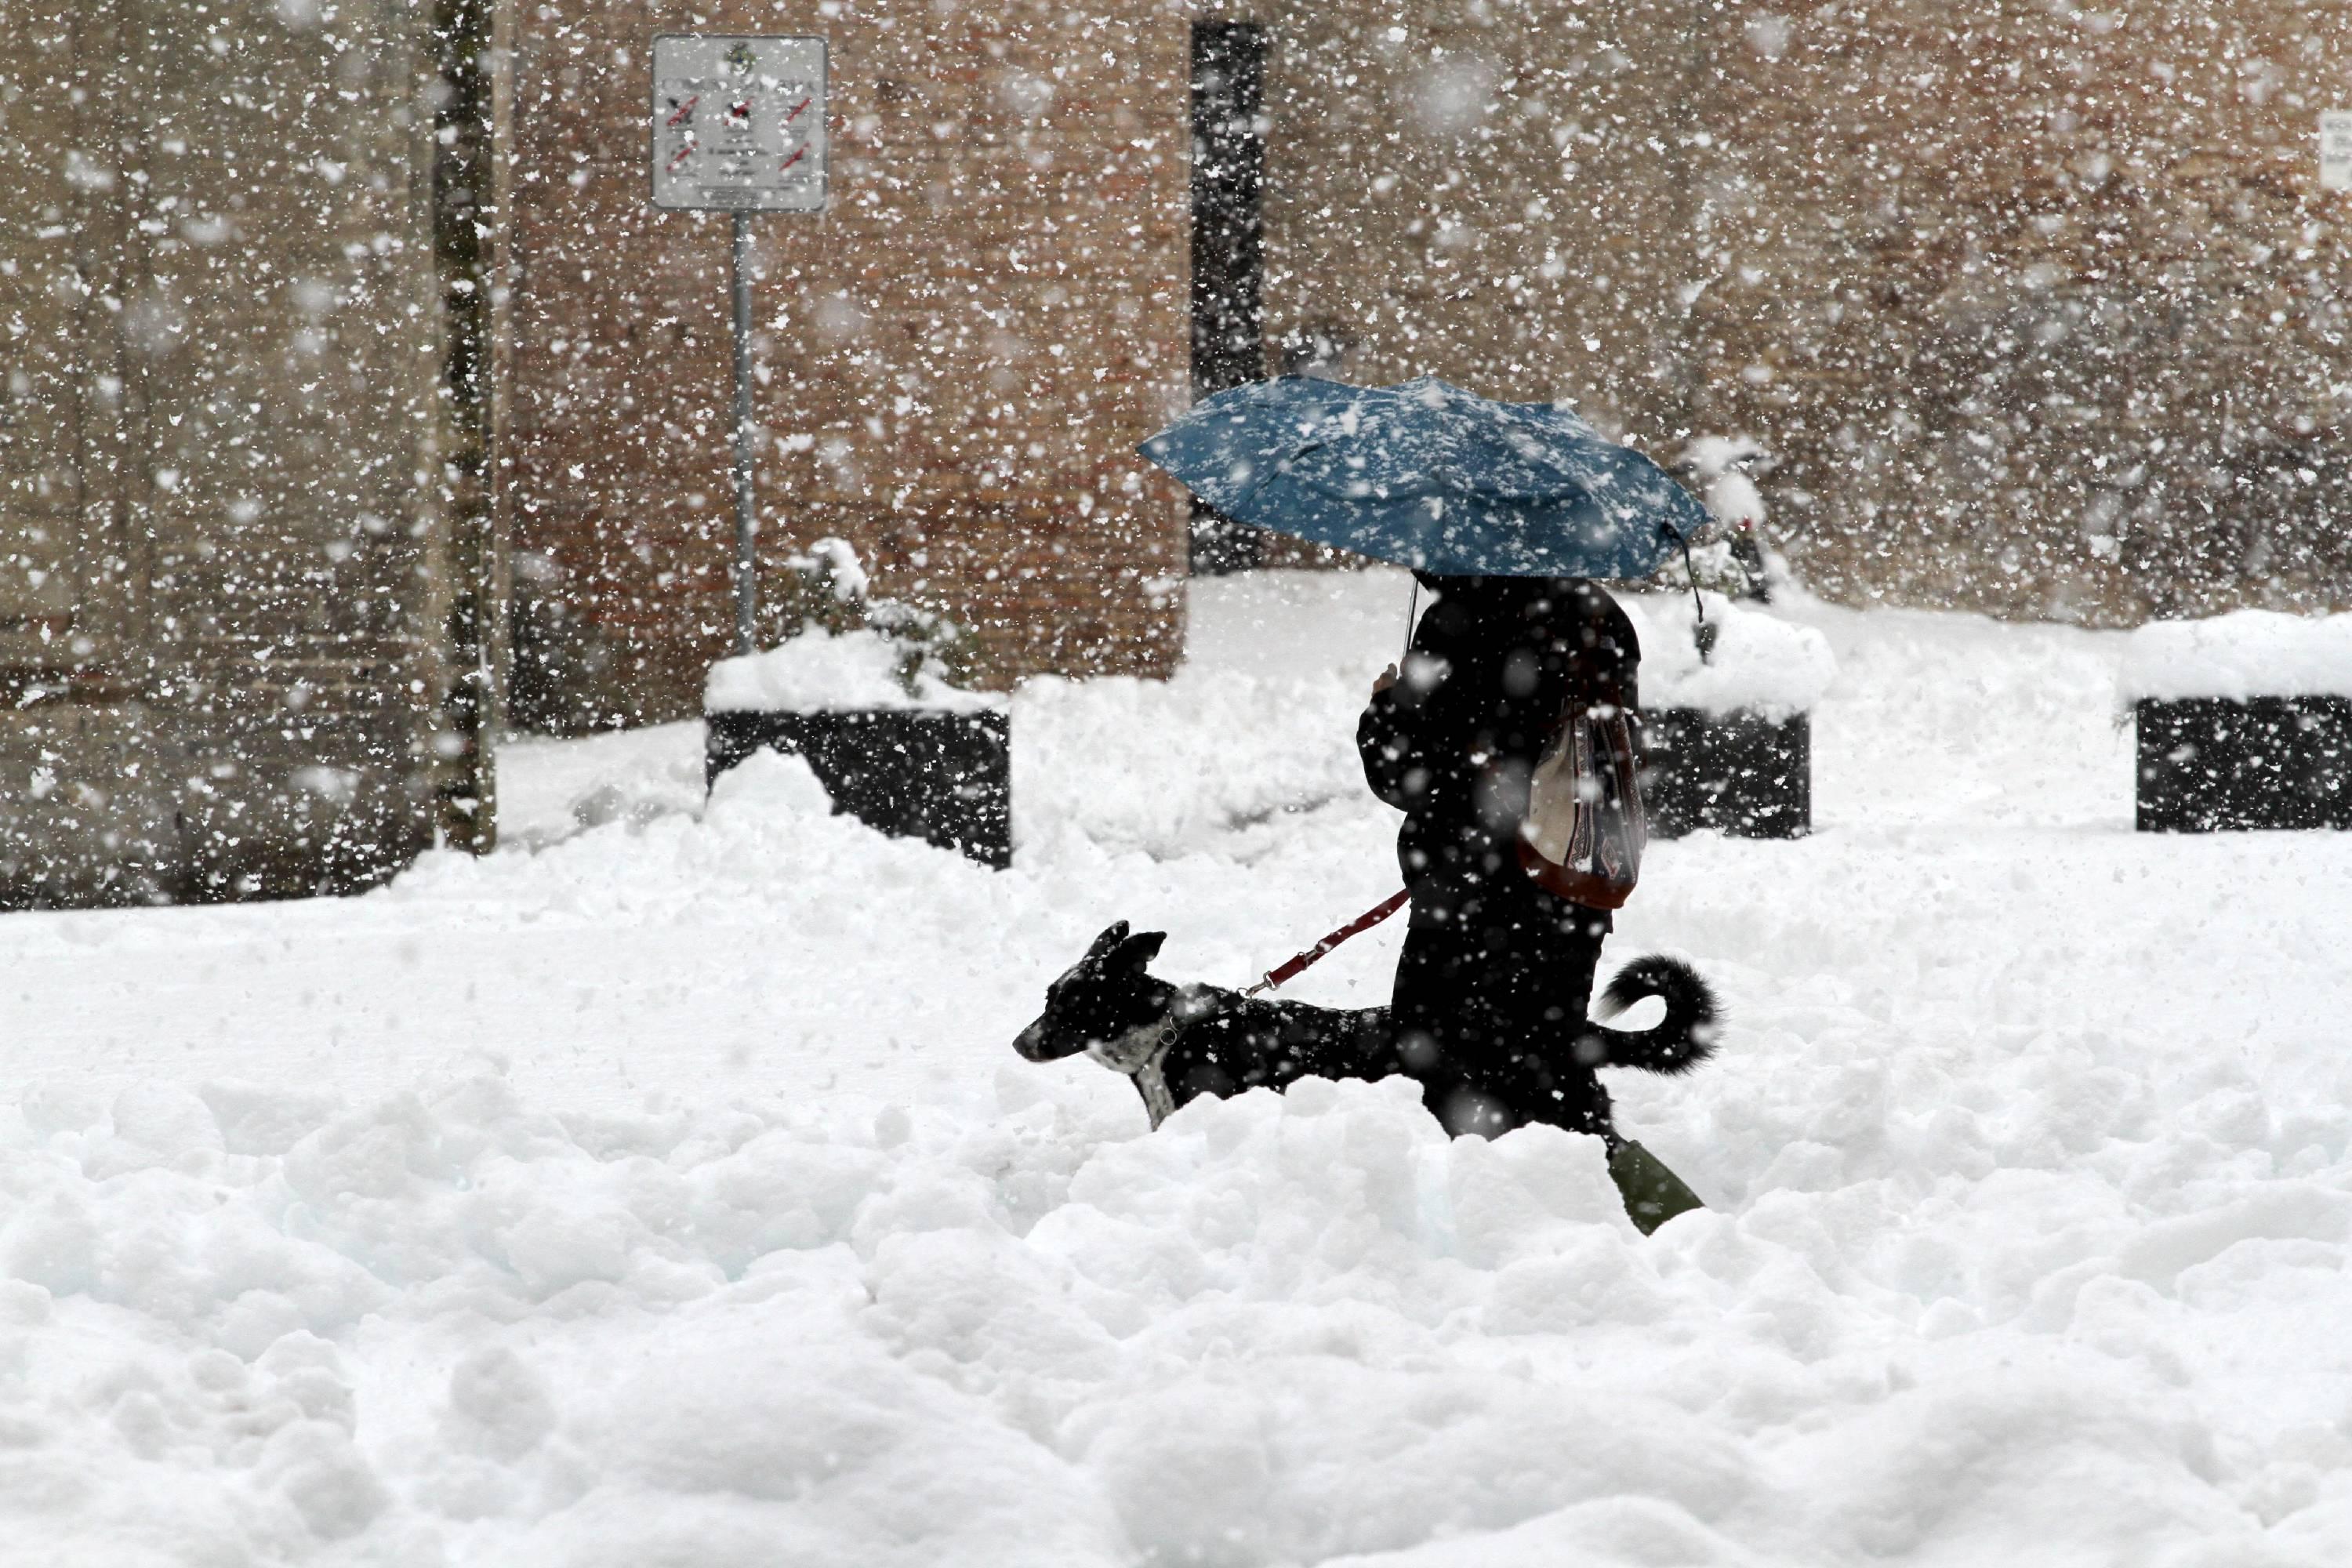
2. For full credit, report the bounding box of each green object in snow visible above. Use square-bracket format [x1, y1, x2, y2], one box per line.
[1610, 1140, 1706, 1235]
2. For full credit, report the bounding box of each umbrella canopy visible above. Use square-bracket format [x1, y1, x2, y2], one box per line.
[1140, 376, 1709, 579]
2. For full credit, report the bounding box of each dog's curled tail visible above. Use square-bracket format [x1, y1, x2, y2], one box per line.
[1581, 955, 1722, 1075]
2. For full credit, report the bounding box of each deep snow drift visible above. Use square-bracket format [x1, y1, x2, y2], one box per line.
[5, 570, 2352, 1566]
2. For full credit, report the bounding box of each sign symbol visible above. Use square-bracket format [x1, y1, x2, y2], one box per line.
[651, 35, 826, 214]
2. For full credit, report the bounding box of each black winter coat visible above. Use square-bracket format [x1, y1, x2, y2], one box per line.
[1356, 574, 1641, 1138]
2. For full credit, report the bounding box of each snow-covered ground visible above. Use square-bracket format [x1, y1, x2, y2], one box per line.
[5, 569, 2352, 1566]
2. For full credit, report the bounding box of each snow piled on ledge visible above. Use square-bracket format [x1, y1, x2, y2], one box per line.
[2121, 609, 2352, 703]
[705, 626, 1001, 713]
[1622, 591, 1838, 717]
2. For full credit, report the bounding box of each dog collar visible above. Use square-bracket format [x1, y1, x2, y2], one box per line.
[1087, 985, 1223, 1130]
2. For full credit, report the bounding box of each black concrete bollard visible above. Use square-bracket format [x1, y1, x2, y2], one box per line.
[2135, 697, 2352, 833]
[705, 708, 1012, 868]
[1642, 707, 1811, 840]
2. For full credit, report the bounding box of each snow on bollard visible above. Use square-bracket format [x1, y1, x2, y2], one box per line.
[1621, 593, 1836, 839]
[704, 630, 1011, 868]
[702, 542, 1011, 867]
[2121, 609, 2352, 833]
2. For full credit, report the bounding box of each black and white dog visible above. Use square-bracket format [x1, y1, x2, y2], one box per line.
[1013, 920, 1720, 1137]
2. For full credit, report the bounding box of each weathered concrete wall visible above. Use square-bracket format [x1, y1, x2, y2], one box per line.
[0, 0, 459, 906]
[503, 0, 1191, 731]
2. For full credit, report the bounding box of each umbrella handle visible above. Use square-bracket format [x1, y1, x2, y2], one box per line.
[1402, 579, 1420, 662]
[1661, 522, 1710, 664]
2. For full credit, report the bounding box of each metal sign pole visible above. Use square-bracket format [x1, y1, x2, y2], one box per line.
[650, 33, 829, 659]
[730, 209, 757, 655]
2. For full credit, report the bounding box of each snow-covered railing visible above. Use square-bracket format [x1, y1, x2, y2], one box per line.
[2121, 610, 2352, 833]
[1621, 593, 1837, 839]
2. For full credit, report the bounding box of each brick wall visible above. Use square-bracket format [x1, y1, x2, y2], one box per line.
[0, 0, 459, 906]
[1253, 2, 1700, 441]
[508, 3, 2352, 739]
[1689, 0, 2352, 622]
[1250, 0, 2352, 624]
[503, 0, 1191, 731]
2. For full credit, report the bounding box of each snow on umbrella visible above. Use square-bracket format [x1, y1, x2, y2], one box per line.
[1140, 376, 1710, 579]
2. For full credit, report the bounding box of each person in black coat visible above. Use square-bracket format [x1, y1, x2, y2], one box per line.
[1357, 572, 1642, 1138]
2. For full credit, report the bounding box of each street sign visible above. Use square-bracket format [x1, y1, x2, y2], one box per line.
[651, 34, 828, 213]
[2323, 111, 2352, 193]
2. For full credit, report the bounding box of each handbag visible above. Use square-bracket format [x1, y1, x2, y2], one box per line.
[1516, 681, 1646, 910]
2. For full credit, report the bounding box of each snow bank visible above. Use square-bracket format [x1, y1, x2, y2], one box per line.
[12, 572, 2352, 1564]
[1014, 667, 1374, 862]
[1011, 566, 1405, 863]
[494, 721, 710, 846]
[0, 1073, 1657, 1566]
[2120, 609, 2352, 703]
[705, 627, 1000, 713]
[1621, 592, 1838, 717]
[7, 1053, 2339, 1566]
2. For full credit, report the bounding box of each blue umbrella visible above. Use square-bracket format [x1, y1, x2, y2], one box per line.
[1139, 376, 1709, 578]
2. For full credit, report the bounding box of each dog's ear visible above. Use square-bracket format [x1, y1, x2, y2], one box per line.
[1083, 921, 1131, 964]
[1111, 930, 1167, 972]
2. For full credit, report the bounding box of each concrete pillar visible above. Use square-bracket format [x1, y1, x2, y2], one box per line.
[0, 0, 477, 906]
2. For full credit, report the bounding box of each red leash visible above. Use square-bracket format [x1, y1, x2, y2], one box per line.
[1245, 889, 1410, 996]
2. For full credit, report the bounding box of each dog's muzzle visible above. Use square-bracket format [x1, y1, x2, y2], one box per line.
[1013, 1019, 1081, 1062]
